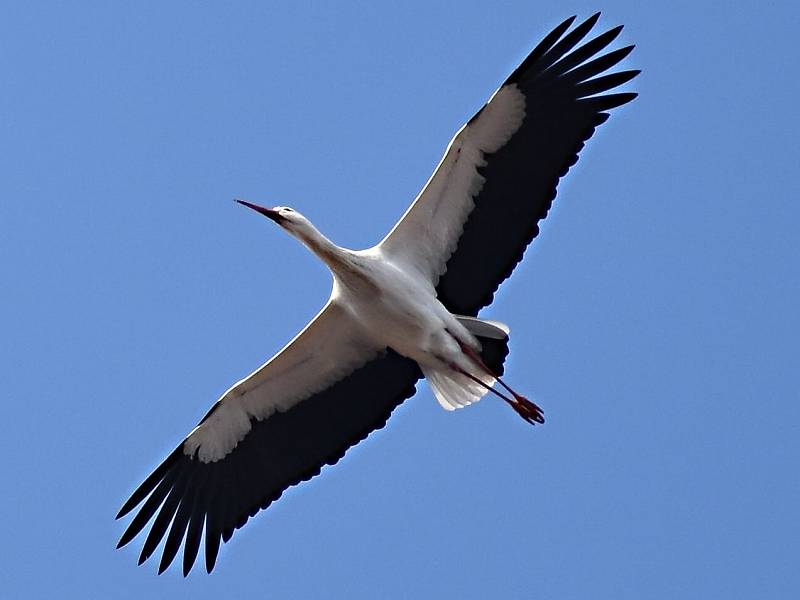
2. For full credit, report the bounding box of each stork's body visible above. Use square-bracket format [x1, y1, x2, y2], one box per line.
[117, 13, 638, 576]
[340, 255, 510, 415]
[340, 249, 469, 365]
[244, 204, 514, 413]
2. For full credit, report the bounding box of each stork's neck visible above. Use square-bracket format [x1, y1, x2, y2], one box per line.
[292, 221, 351, 275]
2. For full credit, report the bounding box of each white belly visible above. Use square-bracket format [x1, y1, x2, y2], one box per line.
[331, 250, 498, 412]
[334, 254, 466, 366]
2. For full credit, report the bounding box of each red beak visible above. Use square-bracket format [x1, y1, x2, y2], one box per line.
[234, 199, 285, 224]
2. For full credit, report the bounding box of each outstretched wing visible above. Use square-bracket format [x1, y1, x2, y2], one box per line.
[379, 13, 639, 315]
[116, 300, 422, 575]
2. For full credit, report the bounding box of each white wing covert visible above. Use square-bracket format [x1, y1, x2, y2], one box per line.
[184, 300, 378, 463]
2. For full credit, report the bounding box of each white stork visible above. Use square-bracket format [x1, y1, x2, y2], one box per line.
[117, 13, 638, 575]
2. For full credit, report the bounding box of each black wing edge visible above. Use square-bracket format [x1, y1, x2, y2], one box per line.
[437, 13, 639, 316]
[116, 351, 422, 575]
[477, 333, 510, 378]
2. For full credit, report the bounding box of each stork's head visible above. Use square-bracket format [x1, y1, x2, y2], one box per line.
[234, 196, 350, 271]
[234, 198, 340, 265]
[234, 199, 310, 233]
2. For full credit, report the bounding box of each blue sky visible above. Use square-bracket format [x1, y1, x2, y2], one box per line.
[2, 1, 798, 598]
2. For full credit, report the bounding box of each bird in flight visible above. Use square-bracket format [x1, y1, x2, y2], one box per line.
[117, 12, 638, 575]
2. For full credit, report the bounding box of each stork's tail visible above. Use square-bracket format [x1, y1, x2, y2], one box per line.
[421, 317, 510, 411]
[423, 316, 545, 424]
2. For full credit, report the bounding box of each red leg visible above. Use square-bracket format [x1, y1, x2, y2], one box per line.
[453, 337, 545, 425]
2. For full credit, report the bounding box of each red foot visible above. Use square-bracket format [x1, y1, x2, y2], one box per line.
[507, 395, 545, 425]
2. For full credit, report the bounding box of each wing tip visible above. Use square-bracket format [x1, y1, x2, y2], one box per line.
[116, 446, 184, 520]
[563, 14, 578, 28]
[205, 555, 218, 574]
[116, 498, 139, 521]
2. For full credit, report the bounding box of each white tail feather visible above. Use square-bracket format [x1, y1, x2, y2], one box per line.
[422, 365, 495, 411]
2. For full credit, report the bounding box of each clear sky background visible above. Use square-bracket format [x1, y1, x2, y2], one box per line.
[2, 1, 798, 598]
